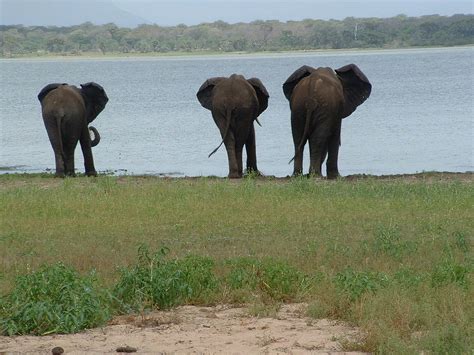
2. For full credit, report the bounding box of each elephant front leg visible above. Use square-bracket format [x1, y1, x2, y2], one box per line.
[245, 124, 259, 175]
[80, 125, 97, 176]
[326, 120, 341, 179]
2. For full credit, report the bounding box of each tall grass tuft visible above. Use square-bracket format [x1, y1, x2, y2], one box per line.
[224, 257, 311, 303]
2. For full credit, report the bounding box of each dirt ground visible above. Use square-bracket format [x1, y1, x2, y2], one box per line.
[0, 171, 472, 191]
[0, 304, 365, 354]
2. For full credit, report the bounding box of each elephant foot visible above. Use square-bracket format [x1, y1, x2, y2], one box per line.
[327, 173, 340, 180]
[308, 172, 323, 179]
[85, 170, 98, 177]
[55, 172, 66, 178]
[228, 172, 242, 179]
[244, 168, 262, 177]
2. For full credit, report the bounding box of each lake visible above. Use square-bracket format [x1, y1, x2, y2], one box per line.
[1, 47, 473, 177]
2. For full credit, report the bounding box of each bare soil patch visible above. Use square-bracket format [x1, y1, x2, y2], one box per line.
[0, 304, 365, 354]
[0, 171, 471, 190]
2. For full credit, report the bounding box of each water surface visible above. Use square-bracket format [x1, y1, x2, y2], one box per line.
[1, 47, 473, 176]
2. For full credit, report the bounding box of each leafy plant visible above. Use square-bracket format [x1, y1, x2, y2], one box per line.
[431, 259, 471, 289]
[334, 268, 389, 301]
[0, 263, 111, 335]
[113, 245, 217, 312]
[372, 225, 418, 259]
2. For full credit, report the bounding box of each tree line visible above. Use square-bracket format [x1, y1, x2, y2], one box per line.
[1, 14, 473, 57]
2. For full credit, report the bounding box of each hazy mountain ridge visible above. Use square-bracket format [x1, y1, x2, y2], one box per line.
[0, 0, 148, 27]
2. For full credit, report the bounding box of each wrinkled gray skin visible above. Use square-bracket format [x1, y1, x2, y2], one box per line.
[283, 64, 372, 178]
[197, 74, 269, 178]
[37, 82, 108, 177]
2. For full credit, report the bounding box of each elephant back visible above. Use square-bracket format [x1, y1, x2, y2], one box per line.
[37, 83, 68, 103]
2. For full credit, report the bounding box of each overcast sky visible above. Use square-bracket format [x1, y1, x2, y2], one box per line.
[112, 0, 473, 25]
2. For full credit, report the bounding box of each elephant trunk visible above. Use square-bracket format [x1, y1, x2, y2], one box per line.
[89, 126, 101, 147]
[209, 107, 232, 158]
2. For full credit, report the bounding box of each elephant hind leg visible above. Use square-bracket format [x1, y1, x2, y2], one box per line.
[291, 110, 306, 176]
[223, 130, 240, 178]
[62, 143, 77, 177]
[245, 124, 259, 174]
[236, 144, 244, 177]
[62, 122, 81, 177]
[308, 125, 330, 177]
[43, 117, 65, 177]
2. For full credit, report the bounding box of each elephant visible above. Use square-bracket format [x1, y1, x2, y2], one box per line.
[197, 74, 269, 178]
[283, 64, 372, 178]
[37, 82, 109, 177]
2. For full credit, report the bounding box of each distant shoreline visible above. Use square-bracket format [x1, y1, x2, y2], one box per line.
[1, 44, 472, 61]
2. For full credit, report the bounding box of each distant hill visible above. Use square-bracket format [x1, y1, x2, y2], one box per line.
[0, 0, 148, 27]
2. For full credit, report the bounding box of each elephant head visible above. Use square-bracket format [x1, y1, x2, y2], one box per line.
[79, 82, 109, 123]
[283, 64, 371, 118]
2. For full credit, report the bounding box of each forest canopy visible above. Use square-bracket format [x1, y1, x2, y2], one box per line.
[1, 14, 473, 57]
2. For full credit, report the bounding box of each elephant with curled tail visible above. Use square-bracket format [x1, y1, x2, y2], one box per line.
[283, 64, 372, 179]
[197, 74, 269, 178]
[37, 82, 109, 177]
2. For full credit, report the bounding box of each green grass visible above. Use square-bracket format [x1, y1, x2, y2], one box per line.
[0, 173, 472, 352]
[0, 263, 111, 335]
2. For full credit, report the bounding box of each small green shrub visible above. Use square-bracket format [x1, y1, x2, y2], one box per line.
[0, 263, 111, 335]
[113, 245, 217, 312]
[431, 259, 471, 289]
[393, 268, 425, 288]
[453, 231, 469, 253]
[372, 225, 418, 259]
[334, 268, 389, 301]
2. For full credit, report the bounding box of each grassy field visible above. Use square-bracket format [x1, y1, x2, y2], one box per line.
[0, 173, 472, 352]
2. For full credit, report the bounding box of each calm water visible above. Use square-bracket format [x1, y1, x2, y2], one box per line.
[1, 47, 473, 177]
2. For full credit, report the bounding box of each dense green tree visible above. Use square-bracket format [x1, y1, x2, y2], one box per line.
[1, 14, 472, 57]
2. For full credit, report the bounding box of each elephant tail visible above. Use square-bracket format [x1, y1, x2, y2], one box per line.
[208, 107, 232, 158]
[289, 104, 314, 164]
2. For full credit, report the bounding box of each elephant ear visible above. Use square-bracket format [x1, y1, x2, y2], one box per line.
[196, 77, 225, 111]
[247, 78, 269, 116]
[80, 82, 109, 123]
[282, 65, 315, 101]
[335, 64, 372, 118]
[37, 83, 67, 102]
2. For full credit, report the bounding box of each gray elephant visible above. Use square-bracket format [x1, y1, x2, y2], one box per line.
[283, 64, 372, 178]
[197, 74, 269, 178]
[37, 82, 109, 177]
